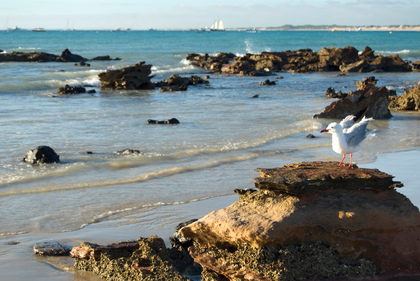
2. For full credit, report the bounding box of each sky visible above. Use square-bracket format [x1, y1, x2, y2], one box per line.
[1, 0, 419, 30]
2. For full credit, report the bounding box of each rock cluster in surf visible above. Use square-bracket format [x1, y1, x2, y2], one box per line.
[186, 46, 415, 74]
[0, 48, 120, 63]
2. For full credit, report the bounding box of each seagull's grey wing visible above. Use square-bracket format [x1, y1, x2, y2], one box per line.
[340, 115, 356, 131]
[344, 117, 373, 148]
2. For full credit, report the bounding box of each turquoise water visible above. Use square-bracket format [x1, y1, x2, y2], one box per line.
[0, 30, 419, 280]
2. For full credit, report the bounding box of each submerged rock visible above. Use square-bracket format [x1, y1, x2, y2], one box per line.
[259, 79, 276, 86]
[146, 118, 180, 124]
[180, 161, 420, 280]
[116, 149, 142, 155]
[23, 146, 60, 164]
[155, 74, 210, 92]
[57, 84, 87, 95]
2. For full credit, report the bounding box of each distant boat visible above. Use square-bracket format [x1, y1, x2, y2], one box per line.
[7, 26, 25, 32]
[210, 20, 225, 31]
[32, 28, 46, 32]
[246, 28, 259, 33]
[191, 27, 210, 33]
[111, 28, 130, 32]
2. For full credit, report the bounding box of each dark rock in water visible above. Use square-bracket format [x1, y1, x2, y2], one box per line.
[186, 52, 234, 73]
[71, 236, 190, 281]
[0, 48, 120, 63]
[159, 84, 188, 92]
[59, 49, 88, 63]
[259, 79, 276, 86]
[251, 94, 259, 98]
[306, 133, 316, 138]
[314, 77, 393, 119]
[156, 74, 210, 92]
[389, 83, 420, 111]
[90, 55, 121, 61]
[75, 61, 90, 67]
[57, 84, 87, 95]
[116, 149, 141, 155]
[23, 146, 60, 164]
[98, 61, 155, 90]
[325, 87, 347, 99]
[147, 118, 180, 124]
[34, 241, 71, 256]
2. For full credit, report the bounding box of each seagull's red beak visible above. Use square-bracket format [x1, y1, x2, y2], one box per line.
[320, 129, 328, 133]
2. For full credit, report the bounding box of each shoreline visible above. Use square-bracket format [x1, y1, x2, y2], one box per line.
[0, 150, 419, 280]
[3, 25, 420, 32]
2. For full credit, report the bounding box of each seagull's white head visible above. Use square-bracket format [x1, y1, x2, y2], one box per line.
[320, 122, 342, 134]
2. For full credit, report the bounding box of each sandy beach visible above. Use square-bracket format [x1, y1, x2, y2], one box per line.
[0, 150, 418, 281]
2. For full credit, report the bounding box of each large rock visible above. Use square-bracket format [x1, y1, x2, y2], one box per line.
[313, 77, 393, 119]
[155, 74, 209, 92]
[180, 161, 420, 280]
[389, 83, 420, 111]
[318, 46, 359, 69]
[23, 146, 60, 164]
[98, 62, 155, 90]
[369, 54, 412, 72]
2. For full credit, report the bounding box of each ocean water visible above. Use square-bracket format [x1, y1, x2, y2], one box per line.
[1, 30, 420, 280]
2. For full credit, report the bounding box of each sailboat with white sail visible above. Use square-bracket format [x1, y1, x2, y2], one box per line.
[210, 20, 225, 31]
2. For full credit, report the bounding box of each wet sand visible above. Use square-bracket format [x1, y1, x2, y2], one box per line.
[0, 150, 419, 281]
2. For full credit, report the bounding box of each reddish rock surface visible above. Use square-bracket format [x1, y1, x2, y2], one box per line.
[313, 76, 394, 119]
[389, 82, 420, 111]
[180, 161, 420, 280]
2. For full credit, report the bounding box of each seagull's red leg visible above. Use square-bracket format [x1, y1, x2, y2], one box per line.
[339, 154, 346, 167]
[347, 153, 353, 168]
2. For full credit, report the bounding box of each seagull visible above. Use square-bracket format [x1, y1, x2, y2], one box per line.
[320, 108, 373, 168]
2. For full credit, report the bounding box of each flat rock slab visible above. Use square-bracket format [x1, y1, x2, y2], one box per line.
[254, 161, 402, 196]
[33, 241, 71, 256]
